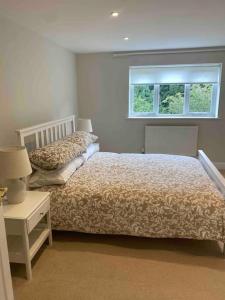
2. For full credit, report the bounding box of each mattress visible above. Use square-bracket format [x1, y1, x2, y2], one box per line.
[38, 152, 225, 242]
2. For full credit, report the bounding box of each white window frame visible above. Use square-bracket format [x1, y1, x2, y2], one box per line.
[128, 64, 222, 119]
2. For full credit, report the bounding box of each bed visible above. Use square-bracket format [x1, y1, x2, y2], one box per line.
[16, 115, 225, 253]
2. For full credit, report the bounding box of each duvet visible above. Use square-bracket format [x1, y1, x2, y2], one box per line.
[39, 152, 225, 242]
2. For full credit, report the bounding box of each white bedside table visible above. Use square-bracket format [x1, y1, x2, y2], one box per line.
[3, 191, 52, 280]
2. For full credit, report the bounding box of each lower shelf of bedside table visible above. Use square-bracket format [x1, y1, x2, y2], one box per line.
[7, 225, 50, 263]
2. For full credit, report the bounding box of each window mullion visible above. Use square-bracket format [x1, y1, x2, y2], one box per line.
[184, 84, 190, 115]
[211, 84, 218, 117]
[154, 84, 160, 115]
[129, 85, 134, 116]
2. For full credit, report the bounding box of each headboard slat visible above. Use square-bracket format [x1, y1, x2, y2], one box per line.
[59, 125, 62, 139]
[41, 131, 44, 147]
[54, 126, 58, 141]
[35, 133, 39, 148]
[50, 128, 53, 143]
[46, 128, 50, 144]
[63, 124, 66, 137]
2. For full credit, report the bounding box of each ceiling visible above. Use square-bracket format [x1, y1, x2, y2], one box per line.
[0, 0, 225, 53]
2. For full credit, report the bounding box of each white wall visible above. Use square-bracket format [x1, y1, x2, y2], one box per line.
[0, 16, 77, 146]
[77, 51, 225, 162]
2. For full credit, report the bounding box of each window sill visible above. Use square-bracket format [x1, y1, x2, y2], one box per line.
[127, 116, 221, 120]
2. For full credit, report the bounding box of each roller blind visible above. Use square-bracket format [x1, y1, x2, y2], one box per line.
[129, 64, 222, 85]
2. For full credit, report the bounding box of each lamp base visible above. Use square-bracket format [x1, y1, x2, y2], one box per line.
[7, 178, 26, 204]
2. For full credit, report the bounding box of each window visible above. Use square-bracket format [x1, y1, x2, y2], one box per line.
[129, 64, 222, 118]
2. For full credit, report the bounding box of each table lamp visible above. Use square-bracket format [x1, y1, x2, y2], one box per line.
[77, 119, 93, 132]
[0, 146, 32, 204]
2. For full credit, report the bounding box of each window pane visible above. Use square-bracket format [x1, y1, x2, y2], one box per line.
[159, 84, 184, 114]
[189, 84, 213, 113]
[133, 85, 154, 113]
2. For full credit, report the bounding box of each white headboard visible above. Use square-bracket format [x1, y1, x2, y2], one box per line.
[145, 125, 198, 156]
[16, 115, 75, 148]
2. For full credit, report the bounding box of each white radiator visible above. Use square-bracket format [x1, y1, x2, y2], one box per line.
[145, 126, 198, 156]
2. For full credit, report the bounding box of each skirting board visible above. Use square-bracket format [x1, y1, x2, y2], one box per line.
[214, 162, 225, 170]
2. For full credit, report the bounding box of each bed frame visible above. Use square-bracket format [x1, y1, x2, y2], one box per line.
[16, 115, 225, 254]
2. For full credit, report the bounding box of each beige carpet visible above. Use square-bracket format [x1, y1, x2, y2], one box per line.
[11, 231, 225, 300]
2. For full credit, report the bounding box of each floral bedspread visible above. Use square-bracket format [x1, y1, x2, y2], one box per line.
[39, 152, 225, 241]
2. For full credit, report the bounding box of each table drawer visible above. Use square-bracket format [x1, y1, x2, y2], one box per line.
[27, 197, 50, 233]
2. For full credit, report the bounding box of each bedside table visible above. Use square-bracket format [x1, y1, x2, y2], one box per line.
[3, 191, 52, 280]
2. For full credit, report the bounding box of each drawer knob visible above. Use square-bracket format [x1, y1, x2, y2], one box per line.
[40, 212, 44, 216]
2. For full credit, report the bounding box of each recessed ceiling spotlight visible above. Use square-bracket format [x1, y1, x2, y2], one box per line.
[111, 11, 119, 17]
[124, 37, 129, 41]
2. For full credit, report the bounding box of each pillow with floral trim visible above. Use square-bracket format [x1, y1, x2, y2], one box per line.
[63, 131, 98, 149]
[29, 140, 85, 170]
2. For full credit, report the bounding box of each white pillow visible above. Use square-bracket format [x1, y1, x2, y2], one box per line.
[29, 156, 84, 188]
[82, 143, 99, 161]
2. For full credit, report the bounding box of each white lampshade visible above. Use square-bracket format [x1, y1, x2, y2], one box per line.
[77, 119, 93, 132]
[0, 146, 32, 179]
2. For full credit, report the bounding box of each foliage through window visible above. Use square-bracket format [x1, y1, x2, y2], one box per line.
[159, 84, 184, 114]
[189, 84, 213, 113]
[129, 64, 221, 118]
[133, 85, 154, 113]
